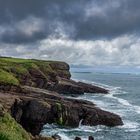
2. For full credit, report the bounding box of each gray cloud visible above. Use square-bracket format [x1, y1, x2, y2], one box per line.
[1, 35, 140, 67]
[0, 16, 47, 43]
[1, 0, 140, 43]
[0, 0, 140, 67]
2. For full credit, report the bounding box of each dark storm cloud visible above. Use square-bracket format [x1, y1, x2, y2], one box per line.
[0, 0, 85, 43]
[1, 0, 140, 43]
[2, 0, 140, 67]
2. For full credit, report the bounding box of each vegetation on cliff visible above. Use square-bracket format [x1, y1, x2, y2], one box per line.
[0, 57, 70, 86]
[0, 69, 19, 86]
[0, 57, 122, 140]
[0, 105, 31, 140]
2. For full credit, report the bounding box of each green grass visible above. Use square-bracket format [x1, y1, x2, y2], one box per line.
[0, 57, 69, 86]
[0, 57, 52, 85]
[0, 57, 33, 63]
[0, 113, 31, 140]
[0, 57, 52, 74]
[55, 103, 65, 125]
[0, 69, 19, 85]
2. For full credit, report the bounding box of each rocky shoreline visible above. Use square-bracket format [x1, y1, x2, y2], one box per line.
[0, 57, 123, 140]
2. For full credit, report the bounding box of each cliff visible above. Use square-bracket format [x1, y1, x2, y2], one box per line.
[0, 57, 70, 86]
[0, 57, 123, 140]
[0, 57, 108, 94]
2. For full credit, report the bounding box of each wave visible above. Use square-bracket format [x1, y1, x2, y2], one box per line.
[73, 79, 140, 128]
[58, 133, 71, 140]
[120, 120, 139, 130]
[105, 89, 140, 115]
[41, 121, 140, 140]
[82, 79, 140, 115]
[41, 76, 140, 140]
[72, 75, 140, 115]
[72, 77, 117, 90]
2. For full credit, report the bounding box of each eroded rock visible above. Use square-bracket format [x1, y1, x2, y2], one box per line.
[50, 78, 108, 95]
[6, 86, 123, 136]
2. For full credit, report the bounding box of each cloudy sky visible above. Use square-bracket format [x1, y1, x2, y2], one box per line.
[0, 0, 140, 67]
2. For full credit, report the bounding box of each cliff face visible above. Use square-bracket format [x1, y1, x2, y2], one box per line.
[0, 57, 71, 87]
[0, 57, 123, 140]
[0, 57, 108, 94]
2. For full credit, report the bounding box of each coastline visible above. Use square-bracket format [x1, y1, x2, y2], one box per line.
[0, 57, 123, 140]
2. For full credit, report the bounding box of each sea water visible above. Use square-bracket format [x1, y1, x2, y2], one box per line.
[41, 71, 140, 140]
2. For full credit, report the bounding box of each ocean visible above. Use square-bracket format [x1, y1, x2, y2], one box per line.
[41, 70, 140, 140]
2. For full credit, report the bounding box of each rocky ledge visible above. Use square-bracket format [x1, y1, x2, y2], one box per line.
[0, 57, 123, 140]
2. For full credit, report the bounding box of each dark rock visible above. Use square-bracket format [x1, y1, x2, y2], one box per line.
[0, 84, 22, 93]
[6, 86, 123, 136]
[53, 79, 84, 95]
[52, 134, 62, 140]
[81, 106, 123, 127]
[74, 137, 81, 140]
[12, 99, 51, 135]
[49, 62, 71, 79]
[49, 62, 70, 71]
[88, 136, 94, 140]
[28, 68, 48, 88]
[52, 78, 108, 95]
[77, 82, 108, 94]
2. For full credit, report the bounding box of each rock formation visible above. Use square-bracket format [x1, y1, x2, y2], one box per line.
[0, 57, 123, 140]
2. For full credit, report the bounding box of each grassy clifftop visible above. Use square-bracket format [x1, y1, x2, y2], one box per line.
[0, 57, 70, 86]
[0, 113, 31, 140]
[0, 105, 31, 140]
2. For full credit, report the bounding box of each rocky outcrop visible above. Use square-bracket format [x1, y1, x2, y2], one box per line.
[49, 78, 108, 95]
[49, 62, 71, 79]
[0, 86, 123, 136]
[0, 57, 108, 94]
[77, 82, 108, 93]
